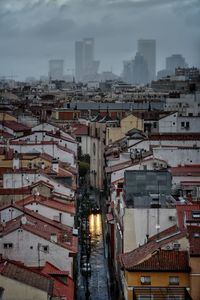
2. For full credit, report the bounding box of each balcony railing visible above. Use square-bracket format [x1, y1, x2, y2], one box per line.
[132, 287, 193, 300]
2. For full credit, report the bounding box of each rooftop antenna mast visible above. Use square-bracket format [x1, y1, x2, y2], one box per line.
[156, 181, 160, 238]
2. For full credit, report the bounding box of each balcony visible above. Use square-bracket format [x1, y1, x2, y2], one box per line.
[132, 287, 192, 300]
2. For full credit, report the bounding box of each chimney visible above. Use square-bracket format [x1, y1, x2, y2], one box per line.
[52, 158, 59, 173]
[12, 151, 19, 169]
[50, 233, 57, 243]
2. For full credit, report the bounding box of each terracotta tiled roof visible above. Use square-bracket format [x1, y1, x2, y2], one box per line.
[0, 260, 53, 294]
[0, 121, 30, 132]
[170, 165, 200, 177]
[0, 131, 14, 138]
[149, 133, 200, 141]
[30, 180, 54, 189]
[0, 207, 77, 252]
[124, 250, 190, 271]
[72, 124, 89, 136]
[16, 195, 75, 214]
[119, 225, 187, 270]
[42, 262, 74, 300]
[0, 187, 31, 196]
[187, 225, 200, 256]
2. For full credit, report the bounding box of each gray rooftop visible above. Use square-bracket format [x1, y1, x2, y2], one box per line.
[63, 102, 164, 111]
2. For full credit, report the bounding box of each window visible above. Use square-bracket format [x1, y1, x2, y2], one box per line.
[167, 296, 181, 300]
[185, 121, 190, 128]
[42, 245, 49, 253]
[193, 233, 200, 238]
[169, 276, 179, 285]
[77, 137, 82, 143]
[139, 296, 153, 300]
[192, 211, 200, 218]
[93, 142, 96, 155]
[181, 122, 185, 128]
[140, 276, 151, 285]
[3, 243, 13, 249]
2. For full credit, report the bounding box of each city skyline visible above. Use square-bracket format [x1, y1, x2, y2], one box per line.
[0, 0, 199, 80]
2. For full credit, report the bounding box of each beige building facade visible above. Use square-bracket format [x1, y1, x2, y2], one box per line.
[106, 114, 143, 145]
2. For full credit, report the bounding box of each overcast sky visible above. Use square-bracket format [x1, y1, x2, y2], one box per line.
[0, 0, 199, 80]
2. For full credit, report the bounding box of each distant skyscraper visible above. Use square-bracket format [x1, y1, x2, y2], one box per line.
[49, 59, 64, 81]
[123, 60, 133, 84]
[75, 38, 99, 82]
[137, 39, 156, 82]
[75, 41, 84, 81]
[132, 52, 149, 85]
[123, 53, 148, 85]
[166, 54, 188, 74]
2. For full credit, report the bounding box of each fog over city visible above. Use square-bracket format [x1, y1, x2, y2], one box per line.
[0, 0, 199, 80]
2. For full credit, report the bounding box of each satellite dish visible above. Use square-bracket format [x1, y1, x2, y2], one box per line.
[21, 216, 27, 225]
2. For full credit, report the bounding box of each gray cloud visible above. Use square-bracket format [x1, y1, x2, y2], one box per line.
[0, 0, 199, 79]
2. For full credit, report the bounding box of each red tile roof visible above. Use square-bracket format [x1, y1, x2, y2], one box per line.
[119, 225, 187, 270]
[1, 121, 30, 132]
[0, 206, 77, 252]
[42, 262, 74, 300]
[72, 124, 89, 136]
[0, 259, 53, 294]
[16, 195, 75, 215]
[0, 187, 31, 196]
[0, 131, 14, 138]
[149, 133, 200, 141]
[170, 165, 200, 177]
[123, 250, 190, 271]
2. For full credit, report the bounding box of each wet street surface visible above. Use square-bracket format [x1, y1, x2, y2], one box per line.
[88, 214, 109, 300]
[77, 212, 110, 300]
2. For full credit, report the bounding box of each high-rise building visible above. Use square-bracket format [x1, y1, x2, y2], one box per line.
[75, 41, 84, 81]
[123, 53, 149, 85]
[123, 60, 133, 84]
[75, 38, 99, 82]
[49, 59, 64, 81]
[132, 52, 149, 85]
[137, 39, 156, 82]
[166, 54, 188, 74]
